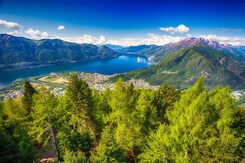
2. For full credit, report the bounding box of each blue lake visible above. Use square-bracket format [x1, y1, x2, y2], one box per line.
[0, 55, 152, 88]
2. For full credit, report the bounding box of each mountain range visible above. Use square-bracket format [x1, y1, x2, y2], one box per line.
[113, 38, 245, 89]
[0, 34, 244, 89]
[0, 34, 119, 69]
[117, 38, 245, 63]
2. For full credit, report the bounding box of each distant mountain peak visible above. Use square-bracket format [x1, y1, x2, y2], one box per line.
[163, 37, 241, 56]
[116, 44, 245, 89]
[172, 37, 221, 48]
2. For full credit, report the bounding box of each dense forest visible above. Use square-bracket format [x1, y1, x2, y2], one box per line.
[0, 73, 244, 162]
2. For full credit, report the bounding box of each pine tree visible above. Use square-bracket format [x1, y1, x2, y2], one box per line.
[22, 81, 36, 114]
[135, 89, 158, 135]
[1, 98, 36, 162]
[55, 73, 95, 159]
[232, 105, 245, 161]
[140, 77, 242, 162]
[65, 73, 96, 135]
[57, 129, 93, 159]
[90, 126, 127, 162]
[3, 96, 27, 126]
[0, 127, 36, 162]
[29, 86, 59, 159]
[92, 88, 111, 132]
[62, 150, 88, 163]
[152, 83, 180, 123]
[107, 79, 142, 160]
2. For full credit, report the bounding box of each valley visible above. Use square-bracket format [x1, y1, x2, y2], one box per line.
[0, 72, 159, 100]
[1, 1, 245, 162]
[114, 39, 245, 90]
[1, 35, 244, 100]
[1, 71, 244, 105]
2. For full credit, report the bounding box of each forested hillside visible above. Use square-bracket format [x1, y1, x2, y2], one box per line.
[0, 34, 119, 69]
[114, 45, 245, 89]
[0, 73, 244, 162]
[118, 38, 245, 63]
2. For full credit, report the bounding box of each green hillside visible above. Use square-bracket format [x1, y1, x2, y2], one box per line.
[0, 34, 119, 69]
[113, 45, 245, 89]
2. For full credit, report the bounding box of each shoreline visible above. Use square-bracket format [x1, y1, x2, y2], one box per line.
[0, 54, 154, 72]
[0, 56, 119, 71]
[0, 71, 244, 102]
[0, 54, 153, 89]
[0, 71, 158, 100]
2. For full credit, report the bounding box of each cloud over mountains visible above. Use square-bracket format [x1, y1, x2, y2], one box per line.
[1, 18, 245, 46]
[25, 28, 50, 38]
[199, 34, 245, 46]
[0, 19, 23, 29]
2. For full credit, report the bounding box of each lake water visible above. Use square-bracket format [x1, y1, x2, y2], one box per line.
[0, 55, 152, 88]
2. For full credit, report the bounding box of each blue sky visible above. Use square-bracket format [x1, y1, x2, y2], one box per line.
[0, 0, 245, 46]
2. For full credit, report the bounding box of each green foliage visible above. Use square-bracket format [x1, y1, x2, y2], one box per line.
[107, 79, 142, 154]
[0, 89, 37, 162]
[65, 73, 96, 135]
[0, 34, 119, 68]
[140, 78, 243, 162]
[92, 89, 111, 131]
[138, 124, 170, 162]
[0, 128, 36, 162]
[113, 45, 245, 89]
[29, 86, 57, 146]
[152, 83, 181, 123]
[0, 102, 36, 162]
[3, 97, 27, 126]
[62, 150, 88, 163]
[232, 106, 245, 160]
[90, 126, 127, 162]
[22, 80, 36, 114]
[0, 75, 243, 162]
[58, 130, 93, 156]
[135, 89, 158, 135]
[55, 73, 95, 160]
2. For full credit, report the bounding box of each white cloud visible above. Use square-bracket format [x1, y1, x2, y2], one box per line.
[7, 30, 22, 35]
[0, 19, 23, 29]
[59, 33, 185, 46]
[25, 28, 50, 38]
[107, 34, 184, 46]
[60, 34, 245, 46]
[199, 34, 245, 46]
[57, 25, 65, 30]
[59, 34, 107, 45]
[160, 24, 189, 34]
